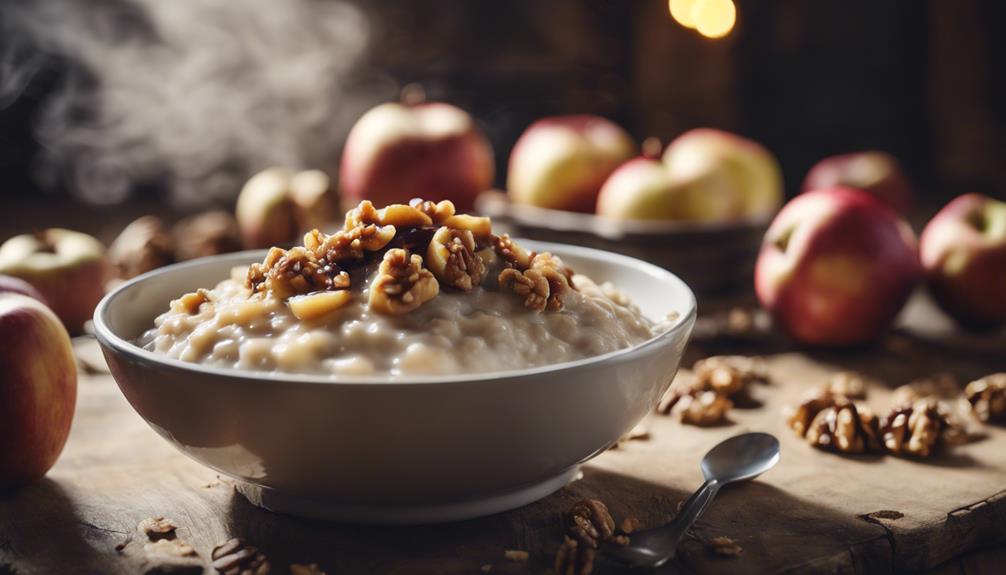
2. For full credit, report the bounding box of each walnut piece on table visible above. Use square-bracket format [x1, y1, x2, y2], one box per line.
[708, 536, 743, 557]
[677, 389, 733, 426]
[879, 398, 958, 457]
[554, 536, 596, 575]
[693, 355, 768, 396]
[787, 390, 840, 438]
[137, 516, 178, 540]
[212, 537, 270, 575]
[567, 499, 616, 549]
[805, 400, 880, 454]
[965, 373, 1006, 423]
[368, 249, 439, 315]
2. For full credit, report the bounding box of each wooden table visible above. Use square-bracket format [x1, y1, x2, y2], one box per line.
[1, 293, 1005, 575]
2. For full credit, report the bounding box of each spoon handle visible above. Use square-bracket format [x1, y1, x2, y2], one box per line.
[665, 479, 721, 558]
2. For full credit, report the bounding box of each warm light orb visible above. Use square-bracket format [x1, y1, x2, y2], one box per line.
[692, 0, 736, 39]
[669, 0, 699, 29]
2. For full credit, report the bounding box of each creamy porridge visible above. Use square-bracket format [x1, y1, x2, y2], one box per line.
[139, 199, 660, 376]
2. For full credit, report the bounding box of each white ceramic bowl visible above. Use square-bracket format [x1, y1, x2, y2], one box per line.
[94, 240, 696, 524]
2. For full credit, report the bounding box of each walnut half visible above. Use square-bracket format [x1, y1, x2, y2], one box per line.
[806, 401, 880, 454]
[879, 398, 954, 457]
[368, 249, 439, 315]
[965, 373, 1006, 423]
[426, 226, 486, 291]
[499, 252, 572, 312]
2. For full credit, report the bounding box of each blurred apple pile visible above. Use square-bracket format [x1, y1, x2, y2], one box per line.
[509, 117, 785, 223]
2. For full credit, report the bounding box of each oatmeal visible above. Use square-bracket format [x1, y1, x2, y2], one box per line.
[139, 199, 658, 376]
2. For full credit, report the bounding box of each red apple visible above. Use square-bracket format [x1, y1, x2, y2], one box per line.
[662, 128, 784, 218]
[920, 193, 1006, 330]
[0, 294, 77, 490]
[755, 187, 920, 346]
[508, 115, 635, 212]
[0, 275, 47, 304]
[0, 229, 108, 334]
[339, 102, 495, 212]
[802, 151, 914, 214]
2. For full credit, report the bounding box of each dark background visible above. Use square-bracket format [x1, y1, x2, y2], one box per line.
[0, 0, 1003, 223]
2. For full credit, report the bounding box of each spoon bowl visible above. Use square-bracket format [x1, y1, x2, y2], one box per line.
[701, 432, 780, 483]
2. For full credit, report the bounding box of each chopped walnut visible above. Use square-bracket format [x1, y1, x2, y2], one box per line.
[554, 536, 595, 575]
[787, 391, 839, 438]
[345, 200, 435, 229]
[343, 200, 381, 229]
[369, 249, 439, 315]
[806, 400, 880, 454]
[137, 517, 178, 540]
[304, 225, 395, 263]
[677, 390, 733, 426]
[708, 536, 743, 557]
[249, 246, 348, 300]
[211, 538, 270, 575]
[410, 198, 456, 225]
[499, 267, 550, 311]
[426, 226, 486, 291]
[825, 371, 868, 399]
[493, 233, 534, 270]
[879, 398, 956, 457]
[965, 373, 1006, 423]
[693, 355, 767, 396]
[567, 499, 615, 549]
[499, 252, 572, 311]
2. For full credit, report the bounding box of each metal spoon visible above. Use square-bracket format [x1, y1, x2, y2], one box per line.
[604, 432, 781, 569]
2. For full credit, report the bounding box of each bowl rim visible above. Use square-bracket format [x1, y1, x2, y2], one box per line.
[93, 240, 697, 386]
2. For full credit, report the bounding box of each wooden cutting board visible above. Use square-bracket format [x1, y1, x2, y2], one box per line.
[1, 295, 1004, 575]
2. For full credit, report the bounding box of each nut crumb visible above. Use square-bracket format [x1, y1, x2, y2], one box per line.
[503, 549, 529, 562]
[554, 537, 594, 575]
[708, 536, 742, 557]
[137, 517, 178, 540]
[289, 563, 325, 575]
[479, 564, 492, 573]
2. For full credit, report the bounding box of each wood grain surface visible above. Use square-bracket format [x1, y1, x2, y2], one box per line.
[1, 293, 1005, 575]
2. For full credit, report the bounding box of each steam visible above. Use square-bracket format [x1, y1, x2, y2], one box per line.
[0, 0, 386, 206]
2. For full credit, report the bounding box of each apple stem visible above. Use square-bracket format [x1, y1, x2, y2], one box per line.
[32, 229, 57, 253]
[642, 137, 663, 159]
[400, 83, 426, 106]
